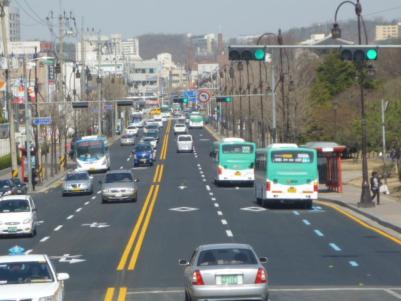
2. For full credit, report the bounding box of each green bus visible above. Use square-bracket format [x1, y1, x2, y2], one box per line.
[254, 144, 318, 208]
[189, 113, 204, 128]
[210, 138, 256, 185]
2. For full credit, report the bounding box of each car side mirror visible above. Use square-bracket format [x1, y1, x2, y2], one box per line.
[259, 257, 268, 264]
[57, 273, 70, 281]
[134, 178, 140, 183]
[178, 259, 189, 266]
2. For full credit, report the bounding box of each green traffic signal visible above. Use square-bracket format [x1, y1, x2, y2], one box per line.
[183, 97, 189, 104]
[366, 49, 378, 60]
[254, 48, 265, 61]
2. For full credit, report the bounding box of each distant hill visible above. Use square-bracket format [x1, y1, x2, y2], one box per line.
[137, 34, 189, 64]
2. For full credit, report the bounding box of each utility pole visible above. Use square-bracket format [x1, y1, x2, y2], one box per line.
[1, 1, 18, 176]
[80, 17, 85, 101]
[33, 47, 39, 175]
[23, 56, 32, 192]
[246, 61, 252, 142]
[97, 33, 102, 135]
[278, 29, 287, 142]
[382, 99, 389, 184]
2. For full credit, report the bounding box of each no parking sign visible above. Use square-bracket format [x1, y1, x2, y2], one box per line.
[198, 89, 211, 104]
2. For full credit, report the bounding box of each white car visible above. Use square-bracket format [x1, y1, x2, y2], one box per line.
[131, 120, 144, 128]
[0, 248, 70, 300]
[174, 123, 187, 135]
[177, 135, 193, 153]
[0, 195, 37, 237]
[153, 116, 163, 128]
[125, 125, 139, 136]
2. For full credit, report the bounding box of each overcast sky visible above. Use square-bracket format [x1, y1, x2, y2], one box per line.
[14, 0, 401, 40]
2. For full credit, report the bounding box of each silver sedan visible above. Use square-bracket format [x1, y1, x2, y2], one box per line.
[62, 171, 93, 196]
[179, 243, 269, 301]
[100, 170, 138, 203]
[121, 134, 136, 146]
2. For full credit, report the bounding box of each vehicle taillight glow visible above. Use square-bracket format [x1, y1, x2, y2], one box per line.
[313, 182, 318, 192]
[266, 181, 271, 191]
[192, 270, 205, 285]
[218, 166, 223, 175]
[255, 268, 267, 284]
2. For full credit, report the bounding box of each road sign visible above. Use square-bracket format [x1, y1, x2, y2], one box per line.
[32, 116, 52, 126]
[198, 89, 211, 103]
[184, 90, 198, 102]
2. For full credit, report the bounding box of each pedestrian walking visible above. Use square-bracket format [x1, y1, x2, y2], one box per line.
[31, 168, 37, 191]
[370, 171, 381, 205]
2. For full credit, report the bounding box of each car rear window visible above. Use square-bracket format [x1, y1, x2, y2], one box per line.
[105, 173, 133, 183]
[178, 136, 192, 142]
[197, 248, 257, 266]
[66, 173, 89, 181]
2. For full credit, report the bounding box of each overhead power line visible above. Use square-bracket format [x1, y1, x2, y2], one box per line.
[365, 5, 401, 17]
[14, 0, 47, 26]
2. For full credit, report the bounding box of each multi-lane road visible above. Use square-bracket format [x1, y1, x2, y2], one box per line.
[1, 119, 401, 301]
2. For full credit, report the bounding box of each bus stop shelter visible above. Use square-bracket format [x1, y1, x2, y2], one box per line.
[305, 142, 346, 193]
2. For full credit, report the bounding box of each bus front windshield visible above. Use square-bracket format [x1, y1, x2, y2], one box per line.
[222, 144, 254, 154]
[76, 141, 105, 161]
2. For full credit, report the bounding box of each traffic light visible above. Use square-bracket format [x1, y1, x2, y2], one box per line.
[72, 101, 89, 109]
[117, 100, 133, 107]
[173, 97, 189, 104]
[228, 46, 266, 61]
[216, 96, 233, 103]
[340, 48, 378, 63]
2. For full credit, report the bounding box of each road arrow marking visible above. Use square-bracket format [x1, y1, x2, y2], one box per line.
[169, 207, 199, 212]
[82, 222, 110, 228]
[51, 254, 86, 264]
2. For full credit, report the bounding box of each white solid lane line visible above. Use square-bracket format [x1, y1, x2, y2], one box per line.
[221, 219, 228, 225]
[54, 225, 63, 232]
[76, 207, 82, 213]
[67, 215, 74, 220]
[226, 230, 234, 237]
[40, 236, 50, 242]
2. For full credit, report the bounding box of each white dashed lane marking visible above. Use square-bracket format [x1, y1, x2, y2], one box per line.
[206, 185, 211, 191]
[226, 230, 234, 237]
[91, 196, 96, 200]
[214, 203, 219, 208]
[217, 211, 223, 216]
[329, 243, 342, 252]
[76, 207, 82, 213]
[97, 191, 101, 195]
[67, 215, 74, 220]
[40, 236, 50, 243]
[349, 261, 359, 267]
[314, 229, 324, 237]
[302, 219, 311, 226]
[84, 201, 90, 206]
[221, 219, 228, 225]
[54, 225, 63, 232]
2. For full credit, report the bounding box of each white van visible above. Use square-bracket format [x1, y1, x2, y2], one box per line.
[177, 135, 193, 153]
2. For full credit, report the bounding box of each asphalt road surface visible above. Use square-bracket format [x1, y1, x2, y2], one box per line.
[1, 119, 401, 301]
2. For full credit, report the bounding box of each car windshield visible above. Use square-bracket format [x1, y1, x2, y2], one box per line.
[135, 144, 152, 152]
[11, 179, 22, 186]
[105, 173, 133, 183]
[197, 248, 257, 266]
[178, 136, 192, 142]
[66, 173, 89, 181]
[0, 261, 54, 285]
[146, 125, 158, 129]
[0, 180, 11, 189]
[0, 200, 30, 213]
[146, 132, 158, 138]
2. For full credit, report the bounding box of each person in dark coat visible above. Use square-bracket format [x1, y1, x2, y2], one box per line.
[370, 171, 381, 205]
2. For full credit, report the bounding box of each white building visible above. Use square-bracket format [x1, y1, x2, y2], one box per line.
[128, 59, 161, 94]
[375, 23, 401, 41]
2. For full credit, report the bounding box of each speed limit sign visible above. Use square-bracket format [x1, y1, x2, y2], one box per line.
[198, 89, 211, 104]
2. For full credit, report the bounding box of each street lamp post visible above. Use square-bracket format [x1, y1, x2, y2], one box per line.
[229, 65, 236, 136]
[237, 62, 244, 138]
[332, 0, 374, 207]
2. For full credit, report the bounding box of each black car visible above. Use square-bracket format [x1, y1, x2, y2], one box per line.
[10, 178, 28, 195]
[0, 179, 16, 197]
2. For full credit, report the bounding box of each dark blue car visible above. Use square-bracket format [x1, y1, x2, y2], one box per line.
[133, 143, 154, 167]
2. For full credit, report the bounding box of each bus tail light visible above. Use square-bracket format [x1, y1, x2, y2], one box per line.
[313, 182, 319, 192]
[218, 166, 223, 175]
[266, 181, 271, 192]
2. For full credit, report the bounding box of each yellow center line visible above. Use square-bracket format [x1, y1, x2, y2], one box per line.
[159, 135, 168, 160]
[317, 200, 401, 246]
[117, 287, 127, 301]
[152, 164, 161, 183]
[128, 185, 160, 270]
[104, 287, 115, 301]
[117, 185, 155, 271]
[157, 164, 164, 183]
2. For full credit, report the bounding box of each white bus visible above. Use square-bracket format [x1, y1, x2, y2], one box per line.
[75, 136, 111, 172]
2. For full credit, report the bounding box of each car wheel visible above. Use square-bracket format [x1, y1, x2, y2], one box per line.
[29, 228, 37, 238]
[102, 198, 107, 204]
[62, 192, 66, 197]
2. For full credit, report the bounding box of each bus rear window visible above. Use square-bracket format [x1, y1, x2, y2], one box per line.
[222, 144, 254, 154]
[271, 151, 314, 163]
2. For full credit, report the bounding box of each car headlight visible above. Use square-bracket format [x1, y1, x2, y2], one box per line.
[102, 189, 110, 194]
[23, 218, 32, 224]
[125, 188, 135, 193]
[3, 190, 11, 196]
[39, 296, 54, 301]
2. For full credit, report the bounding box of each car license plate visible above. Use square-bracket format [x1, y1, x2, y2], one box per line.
[141, 159, 147, 163]
[235, 171, 241, 176]
[288, 187, 297, 193]
[217, 275, 241, 285]
[72, 188, 82, 192]
[8, 227, 17, 233]
[90, 167, 96, 171]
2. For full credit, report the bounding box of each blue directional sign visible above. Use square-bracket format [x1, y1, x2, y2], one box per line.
[184, 90, 198, 103]
[32, 116, 52, 126]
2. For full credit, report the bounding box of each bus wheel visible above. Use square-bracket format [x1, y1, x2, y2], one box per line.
[214, 179, 220, 187]
[305, 200, 312, 210]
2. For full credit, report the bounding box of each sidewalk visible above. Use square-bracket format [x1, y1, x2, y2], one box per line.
[320, 171, 401, 234]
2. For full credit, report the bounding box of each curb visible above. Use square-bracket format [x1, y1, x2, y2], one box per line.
[33, 171, 68, 194]
[319, 197, 401, 235]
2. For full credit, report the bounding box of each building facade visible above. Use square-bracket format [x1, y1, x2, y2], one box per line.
[375, 23, 401, 41]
